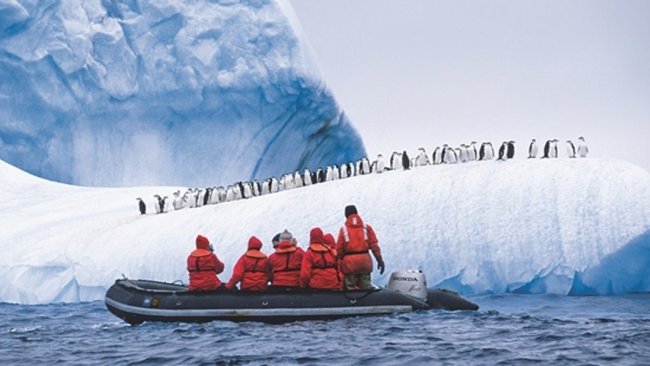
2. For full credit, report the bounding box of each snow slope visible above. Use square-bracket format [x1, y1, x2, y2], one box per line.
[0, 0, 364, 187]
[1, 157, 649, 304]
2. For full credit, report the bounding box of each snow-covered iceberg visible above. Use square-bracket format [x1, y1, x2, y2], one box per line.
[1, 157, 649, 304]
[0, 0, 364, 187]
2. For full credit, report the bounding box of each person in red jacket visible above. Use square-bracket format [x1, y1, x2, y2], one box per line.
[267, 230, 304, 288]
[336, 205, 385, 290]
[300, 227, 340, 290]
[226, 236, 269, 291]
[187, 234, 225, 291]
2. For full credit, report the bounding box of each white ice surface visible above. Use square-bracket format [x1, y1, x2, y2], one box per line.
[1, 157, 649, 304]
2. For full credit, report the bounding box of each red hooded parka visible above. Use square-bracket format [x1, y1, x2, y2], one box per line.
[187, 235, 225, 291]
[300, 228, 340, 290]
[267, 240, 305, 287]
[226, 236, 269, 291]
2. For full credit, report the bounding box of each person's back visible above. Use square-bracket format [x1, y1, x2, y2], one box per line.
[187, 235, 225, 291]
[336, 205, 384, 290]
[268, 230, 304, 287]
[300, 227, 340, 290]
[226, 236, 269, 291]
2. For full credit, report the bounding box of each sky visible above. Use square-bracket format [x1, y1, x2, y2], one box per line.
[288, 0, 650, 172]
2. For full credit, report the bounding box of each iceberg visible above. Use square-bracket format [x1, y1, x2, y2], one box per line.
[1, 157, 649, 304]
[0, 0, 364, 187]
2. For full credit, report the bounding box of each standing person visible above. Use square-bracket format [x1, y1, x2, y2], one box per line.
[225, 236, 269, 292]
[336, 205, 385, 290]
[187, 234, 225, 291]
[267, 230, 304, 288]
[300, 227, 340, 290]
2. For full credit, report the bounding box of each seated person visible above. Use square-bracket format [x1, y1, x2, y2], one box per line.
[267, 230, 304, 288]
[300, 227, 341, 290]
[187, 234, 225, 291]
[226, 236, 269, 291]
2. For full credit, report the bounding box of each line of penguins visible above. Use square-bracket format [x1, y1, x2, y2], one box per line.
[136, 136, 589, 215]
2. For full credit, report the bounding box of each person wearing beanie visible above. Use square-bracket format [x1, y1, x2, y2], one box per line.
[267, 229, 304, 288]
[226, 236, 269, 291]
[271, 233, 281, 249]
[337, 205, 385, 290]
[187, 234, 225, 291]
[300, 227, 341, 290]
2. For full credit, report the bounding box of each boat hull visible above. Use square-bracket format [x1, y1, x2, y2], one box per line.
[105, 279, 430, 324]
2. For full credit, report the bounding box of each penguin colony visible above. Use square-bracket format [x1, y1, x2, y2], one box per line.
[136, 137, 589, 214]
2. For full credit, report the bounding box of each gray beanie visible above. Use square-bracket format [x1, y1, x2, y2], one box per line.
[279, 229, 293, 241]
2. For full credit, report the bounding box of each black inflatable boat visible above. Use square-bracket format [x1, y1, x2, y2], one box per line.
[105, 279, 478, 325]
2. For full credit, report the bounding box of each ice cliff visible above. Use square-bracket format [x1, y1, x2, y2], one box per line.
[1, 157, 649, 304]
[0, 0, 364, 187]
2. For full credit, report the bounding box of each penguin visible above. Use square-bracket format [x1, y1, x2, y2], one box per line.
[507, 141, 515, 159]
[225, 185, 236, 201]
[203, 188, 211, 205]
[293, 171, 303, 187]
[339, 163, 348, 178]
[196, 189, 205, 207]
[217, 186, 227, 201]
[317, 168, 325, 183]
[566, 140, 577, 158]
[577, 136, 589, 158]
[161, 196, 170, 213]
[551, 139, 559, 158]
[261, 179, 271, 195]
[541, 140, 551, 158]
[252, 180, 261, 196]
[478, 143, 486, 160]
[347, 162, 354, 177]
[441, 145, 448, 164]
[243, 182, 253, 198]
[432, 146, 442, 165]
[416, 147, 429, 166]
[458, 144, 469, 163]
[401, 151, 411, 170]
[375, 154, 385, 173]
[361, 158, 371, 175]
[153, 194, 163, 213]
[269, 177, 279, 193]
[390, 151, 401, 170]
[325, 166, 334, 181]
[310, 170, 318, 184]
[332, 165, 340, 180]
[303, 169, 312, 186]
[497, 142, 507, 161]
[172, 191, 184, 210]
[136, 198, 146, 215]
[468, 141, 478, 161]
[528, 139, 538, 159]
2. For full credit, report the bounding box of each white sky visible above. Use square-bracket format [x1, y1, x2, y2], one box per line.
[289, 0, 650, 172]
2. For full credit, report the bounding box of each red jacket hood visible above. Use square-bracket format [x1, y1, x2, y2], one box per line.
[248, 235, 263, 250]
[196, 235, 210, 250]
[345, 214, 364, 228]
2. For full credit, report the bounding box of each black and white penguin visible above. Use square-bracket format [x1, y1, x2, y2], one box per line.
[469, 141, 478, 161]
[507, 141, 515, 159]
[203, 188, 211, 205]
[528, 139, 538, 159]
[577, 136, 589, 158]
[389, 151, 401, 170]
[441, 144, 448, 163]
[541, 140, 551, 158]
[332, 165, 340, 180]
[303, 169, 312, 186]
[551, 139, 559, 158]
[497, 142, 507, 160]
[375, 154, 385, 173]
[136, 198, 146, 215]
[154, 194, 163, 213]
[458, 144, 469, 163]
[225, 185, 237, 201]
[217, 186, 227, 202]
[339, 164, 348, 178]
[360, 158, 371, 175]
[317, 168, 325, 183]
[401, 151, 410, 170]
[432, 146, 442, 165]
[261, 179, 271, 195]
[293, 171, 303, 187]
[310, 170, 318, 184]
[172, 191, 184, 210]
[566, 140, 577, 158]
[415, 147, 429, 166]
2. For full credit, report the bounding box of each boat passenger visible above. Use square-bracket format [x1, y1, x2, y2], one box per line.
[187, 234, 225, 291]
[271, 232, 281, 249]
[267, 230, 304, 288]
[300, 227, 340, 290]
[225, 236, 269, 292]
[336, 205, 385, 290]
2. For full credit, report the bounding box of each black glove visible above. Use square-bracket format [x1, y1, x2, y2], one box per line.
[377, 259, 385, 275]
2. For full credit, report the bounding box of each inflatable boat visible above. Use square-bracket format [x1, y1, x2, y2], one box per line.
[105, 271, 478, 325]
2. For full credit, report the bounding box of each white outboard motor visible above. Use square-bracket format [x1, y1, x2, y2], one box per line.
[387, 269, 428, 301]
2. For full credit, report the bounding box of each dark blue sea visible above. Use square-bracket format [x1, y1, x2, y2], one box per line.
[2, 294, 649, 365]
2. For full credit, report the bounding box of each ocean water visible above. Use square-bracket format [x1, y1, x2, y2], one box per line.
[1, 294, 649, 365]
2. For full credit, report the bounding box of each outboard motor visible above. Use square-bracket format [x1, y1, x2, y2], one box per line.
[387, 269, 427, 301]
